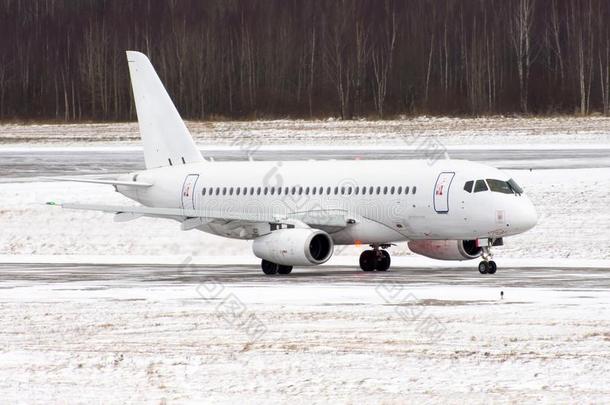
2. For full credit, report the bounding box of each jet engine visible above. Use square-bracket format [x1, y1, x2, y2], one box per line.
[407, 239, 482, 261]
[252, 228, 334, 266]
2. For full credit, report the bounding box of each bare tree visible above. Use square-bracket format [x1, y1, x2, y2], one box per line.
[371, 0, 397, 118]
[510, 0, 536, 113]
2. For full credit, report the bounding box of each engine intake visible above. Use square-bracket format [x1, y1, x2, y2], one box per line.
[407, 239, 482, 261]
[253, 228, 334, 266]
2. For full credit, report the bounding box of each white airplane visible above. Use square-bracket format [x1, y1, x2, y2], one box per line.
[49, 51, 538, 275]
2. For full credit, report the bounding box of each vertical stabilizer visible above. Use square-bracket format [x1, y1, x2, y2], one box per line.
[126, 51, 204, 169]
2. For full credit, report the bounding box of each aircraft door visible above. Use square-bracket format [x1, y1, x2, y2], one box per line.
[433, 172, 455, 213]
[181, 174, 199, 210]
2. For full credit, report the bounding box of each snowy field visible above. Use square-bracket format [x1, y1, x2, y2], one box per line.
[1, 264, 610, 403]
[1, 118, 610, 403]
[2, 116, 610, 147]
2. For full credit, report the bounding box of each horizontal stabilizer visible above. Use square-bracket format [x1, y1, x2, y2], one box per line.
[44, 177, 152, 187]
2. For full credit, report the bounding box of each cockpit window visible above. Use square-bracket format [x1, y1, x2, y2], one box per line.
[464, 180, 474, 193]
[473, 179, 488, 192]
[508, 178, 523, 195]
[486, 179, 514, 194]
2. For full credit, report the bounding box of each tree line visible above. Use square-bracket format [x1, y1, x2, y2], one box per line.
[1, 0, 609, 121]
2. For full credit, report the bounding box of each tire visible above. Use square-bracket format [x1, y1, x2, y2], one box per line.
[359, 250, 376, 271]
[478, 261, 489, 274]
[261, 259, 278, 275]
[277, 265, 293, 275]
[376, 250, 391, 271]
[487, 261, 497, 274]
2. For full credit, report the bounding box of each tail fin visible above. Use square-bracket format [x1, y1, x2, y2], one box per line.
[126, 51, 204, 169]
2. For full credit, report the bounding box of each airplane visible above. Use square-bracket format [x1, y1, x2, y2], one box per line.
[48, 51, 538, 275]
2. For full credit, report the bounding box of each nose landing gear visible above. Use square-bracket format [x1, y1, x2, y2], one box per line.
[359, 244, 392, 272]
[478, 239, 497, 274]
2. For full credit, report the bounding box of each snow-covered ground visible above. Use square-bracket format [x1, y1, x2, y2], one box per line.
[1, 118, 610, 402]
[1, 167, 609, 261]
[1, 266, 609, 403]
[2, 116, 610, 147]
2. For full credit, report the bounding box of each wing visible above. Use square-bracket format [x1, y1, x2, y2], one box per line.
[47, 202, 352, 235]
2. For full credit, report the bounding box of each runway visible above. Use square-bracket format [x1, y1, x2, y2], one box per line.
[1, 147, 610, 180]
[2, 263, 609, 290]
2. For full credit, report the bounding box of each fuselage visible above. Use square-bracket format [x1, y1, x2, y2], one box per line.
[117, 158, 538, 245]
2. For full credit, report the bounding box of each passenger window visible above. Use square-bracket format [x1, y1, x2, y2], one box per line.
[362, 187, 367, 195]
[397, 186, 402, 194]
[464, 180, 474, 193]
[298, 187, 303, 195]
[326, 186, 331, 195]
[376, 186, 381, 194]
[243, 187, 248, 195]
[347, 186, 352, 195]
[256, 187, 261, 195]
[404, 186, 409, 194]
[412, 186, 417, 194]
[390, 186, 395, 194]
[202, 188, 206, 196]
[222, 187, 227, 195]
[474, 180, 488, 192]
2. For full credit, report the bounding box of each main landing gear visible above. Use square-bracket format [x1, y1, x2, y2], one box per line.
[478, 239, 497, 275]
[261, 259, 293, 275]
[359, 245, 391, 272]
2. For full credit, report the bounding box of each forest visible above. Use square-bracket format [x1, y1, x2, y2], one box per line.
[0, 0, 609, 121]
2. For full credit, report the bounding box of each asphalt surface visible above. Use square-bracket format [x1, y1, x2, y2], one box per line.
[1, 148, 610, 180]
[1, 263, 609, 290]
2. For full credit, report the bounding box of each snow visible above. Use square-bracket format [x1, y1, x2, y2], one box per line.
[1, 273, 609, 403]
[2, 116, 610, 148]
[2, 119, 610, 402]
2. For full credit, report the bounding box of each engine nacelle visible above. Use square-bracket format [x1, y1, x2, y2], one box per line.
[252, 228, 334, 266]
[407, 239, 482, 261]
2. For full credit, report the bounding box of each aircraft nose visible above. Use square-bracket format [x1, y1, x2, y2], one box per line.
[515, 198, 538, 232]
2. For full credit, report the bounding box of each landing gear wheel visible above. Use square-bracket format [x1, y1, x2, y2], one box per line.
[277, 265, 293, 275]
[359, 250, 376, 272]
[487, 261, 497, 274]
[261, 259, 278, 275]
[376, 250, 391, 271]
[478, 261, 489, 274]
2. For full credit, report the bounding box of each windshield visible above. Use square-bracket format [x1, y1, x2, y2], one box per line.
[485, 178, 523, 195]
[508, 178, 523, 195]
[486, 179, 514, 194]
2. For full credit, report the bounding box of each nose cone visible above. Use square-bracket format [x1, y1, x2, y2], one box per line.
[514, 197, 538, 233]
